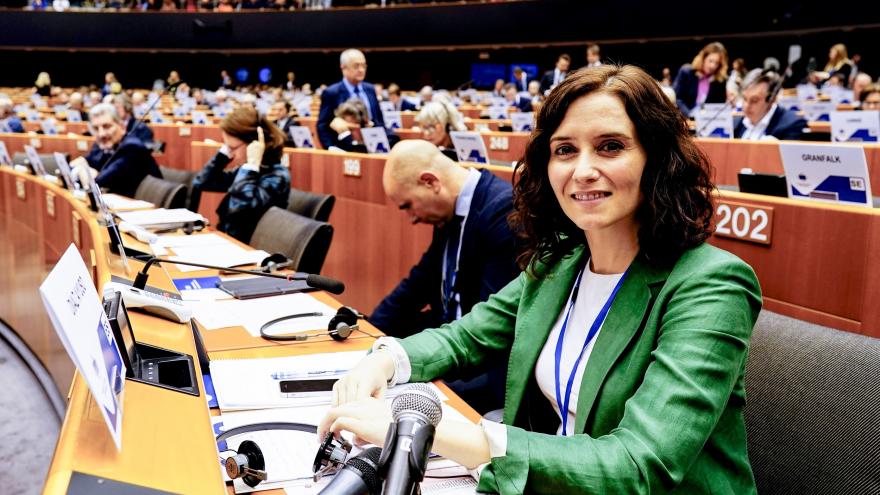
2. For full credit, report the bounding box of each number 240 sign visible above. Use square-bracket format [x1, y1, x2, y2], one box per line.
[714, 201, 773, 245]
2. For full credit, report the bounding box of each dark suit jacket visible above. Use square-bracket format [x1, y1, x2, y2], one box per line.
[733, 106, 807, 141]
[85, 135, 162, 198]
[125, 118, 155, 146]
[400, 243, 762, 494]
[672, 64, 727, 115]
[369, 169, 519, 338]
[276, 117, 297, 147]
[317, 80, 386, 149]
[539, 69, 566, 94]
[399, 99, 419, 112]
[513, 95, 534, 112]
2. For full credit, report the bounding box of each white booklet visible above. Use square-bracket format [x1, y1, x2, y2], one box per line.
[39, 244, 126, 450]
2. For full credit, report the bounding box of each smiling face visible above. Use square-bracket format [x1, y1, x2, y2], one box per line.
[547, 92, 646, 241]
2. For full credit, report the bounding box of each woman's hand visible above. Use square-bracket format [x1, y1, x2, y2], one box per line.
[318, 397, 393, 448]
[332, 350, 395, 406]
[245, 126, 265, 167]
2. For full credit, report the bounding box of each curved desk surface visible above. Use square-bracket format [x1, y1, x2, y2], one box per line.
[0, 167, 477, 494]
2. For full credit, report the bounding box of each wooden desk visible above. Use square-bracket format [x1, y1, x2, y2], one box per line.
[0, 167, 224, 494]
[0, 132, 94, 158]
[0, 166, 479, 493]
[695, 138, 880, 193]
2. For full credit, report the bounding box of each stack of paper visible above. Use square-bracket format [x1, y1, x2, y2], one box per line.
[102, 194, 155, 210]
[116, 208, 206, 228]
[189, 292, 336, 334]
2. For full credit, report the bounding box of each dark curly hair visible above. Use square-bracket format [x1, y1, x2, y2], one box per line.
[510, 64, 715, 274]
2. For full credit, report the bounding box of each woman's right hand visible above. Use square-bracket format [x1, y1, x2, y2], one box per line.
[330, 117, 352, 135]
[332, 350, 395, 406]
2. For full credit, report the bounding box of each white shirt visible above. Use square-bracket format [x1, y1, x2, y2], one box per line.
[741, 104, 779, 141]
[441, 168, 481, 319]
[534, 265, 624, 435]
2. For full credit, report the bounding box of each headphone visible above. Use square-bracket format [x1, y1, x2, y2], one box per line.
[260, 252, 295, 273]
[259, 305, 373, 342]
[219, 424, 353, 488]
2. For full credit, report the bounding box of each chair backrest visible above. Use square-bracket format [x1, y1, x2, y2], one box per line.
[286, 188, 336, 223]
[134, 175, 187, 209]
[13, 151, 63, 176]
[158, 166, 197, 210]
[744, 310, 880, 494]
[249, 206, 334, 274]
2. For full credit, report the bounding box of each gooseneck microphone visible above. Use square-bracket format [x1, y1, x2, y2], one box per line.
[131, 257, 345, 294]
[379, 384, 443, 495]
[319, 447, 383, 495]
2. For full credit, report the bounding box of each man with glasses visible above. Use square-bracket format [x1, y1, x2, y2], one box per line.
[317, 48, 393, 149]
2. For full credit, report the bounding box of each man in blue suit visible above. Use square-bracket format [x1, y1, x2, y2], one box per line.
[734, 72, 807, 141]
[370, 140, 518, 412]
[317, 48, 390, 149]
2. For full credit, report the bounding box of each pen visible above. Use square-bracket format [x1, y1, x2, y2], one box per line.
[270, 369, 349, 380]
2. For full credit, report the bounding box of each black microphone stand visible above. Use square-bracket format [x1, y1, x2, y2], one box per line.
[131, 256, 345, 294]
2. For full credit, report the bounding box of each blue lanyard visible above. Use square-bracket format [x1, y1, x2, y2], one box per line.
[553, 266, 628, 435]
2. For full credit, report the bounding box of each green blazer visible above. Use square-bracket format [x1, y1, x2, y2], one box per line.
[399, 243, 762, 494]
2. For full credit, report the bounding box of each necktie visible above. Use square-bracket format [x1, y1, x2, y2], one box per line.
[354, 85, 372, 121]
[442, 215, 464, 322]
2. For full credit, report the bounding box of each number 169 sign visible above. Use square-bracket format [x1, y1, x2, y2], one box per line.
[713, 201, 773, 245]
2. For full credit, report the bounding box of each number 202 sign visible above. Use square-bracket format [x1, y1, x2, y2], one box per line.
[714, 201, 773, 245]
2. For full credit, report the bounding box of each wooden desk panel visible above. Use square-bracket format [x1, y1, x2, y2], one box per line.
[0, 132, 94, 158]
[696, 139, 880, 194]
[709, 191, 876, 336]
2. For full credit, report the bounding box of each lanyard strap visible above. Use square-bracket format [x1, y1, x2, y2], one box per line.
[553, 267, 628, 435]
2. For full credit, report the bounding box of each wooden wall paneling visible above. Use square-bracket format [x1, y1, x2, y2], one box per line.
[858, 212, 880, 337]
[708, 192, 871, 334]
[480, 131, 528, 164]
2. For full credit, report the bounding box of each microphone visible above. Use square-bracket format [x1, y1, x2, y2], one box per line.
[378, 384, 443, 495]
[319, 447, 383, 495]
[131, 257, 345, 294]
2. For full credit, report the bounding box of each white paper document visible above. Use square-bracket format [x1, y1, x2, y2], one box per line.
[102, 193, 155, 210]
[191, 292, 337, 333]
[154, 233, 231, 248]
[116, 208, 206, 227]
[170, 245, 270, 272]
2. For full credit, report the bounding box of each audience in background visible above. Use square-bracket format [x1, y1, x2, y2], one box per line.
[726, 58, 748, 102]
[317, 48, 387, 149]
[72, 103, 162, 197]
[267, 99, 296, 146]
[113, 93, 155, 145]
[388, 83, 417, 111]
[34, 72, 53, 97]
[734, 71, 806, 141]
[852, 73, 873, 104]
[192, 106, 290, 243]
[327, 97, 370, 152]
[419, 86, 433, 105]
[414, 95, 467, 160]
[584, 43, 602, 68]
[504, 83, 533, 112]
[860, 84, 880, 111]
[512, 66, 529, 92]
[66, 92, 88, 121]
[672, 41, 729, 116]
[811, 43, 854, 88]
[539, 53, 570, 95]
[0, 98, 25, 133]
[491, 78, 505, 98]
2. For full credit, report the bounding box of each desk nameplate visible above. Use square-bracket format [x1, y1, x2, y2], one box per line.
[714, 200, 773, 245]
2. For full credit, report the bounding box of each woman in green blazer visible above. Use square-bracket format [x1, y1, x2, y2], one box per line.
[320, 65, 762, 494]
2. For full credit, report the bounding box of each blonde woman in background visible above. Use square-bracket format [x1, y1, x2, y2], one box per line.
[34, 72, 52, 97]
[414, 95, 467, 161]
[811, 43, 854, 88]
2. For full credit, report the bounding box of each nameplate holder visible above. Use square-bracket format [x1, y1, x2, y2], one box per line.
[15, 177, 26, 200]
[489, 135, 509, 151]
[343, 159, 362, 177]
[45, 190, 55, 218]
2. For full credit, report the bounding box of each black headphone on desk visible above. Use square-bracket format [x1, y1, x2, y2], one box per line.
[219, 425, 352, 488]
[259, 306, 374, 342]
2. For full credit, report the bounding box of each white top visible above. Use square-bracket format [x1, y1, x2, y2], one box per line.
[373, 260, 625, 474]
[534, 264, 624, 435]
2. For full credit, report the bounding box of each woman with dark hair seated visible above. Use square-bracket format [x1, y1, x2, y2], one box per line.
[320, 65, 762, 494]
[193, 106, 290, 243]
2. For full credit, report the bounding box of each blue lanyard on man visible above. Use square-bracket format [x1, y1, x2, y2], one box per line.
[553, 265, 629, 436]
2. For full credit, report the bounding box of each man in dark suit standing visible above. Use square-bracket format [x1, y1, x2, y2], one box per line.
[370, 140, 518, 412]
[540, 53, 571, 95]
[317, 48, 388, 149]
[734, 72, 807, 141]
